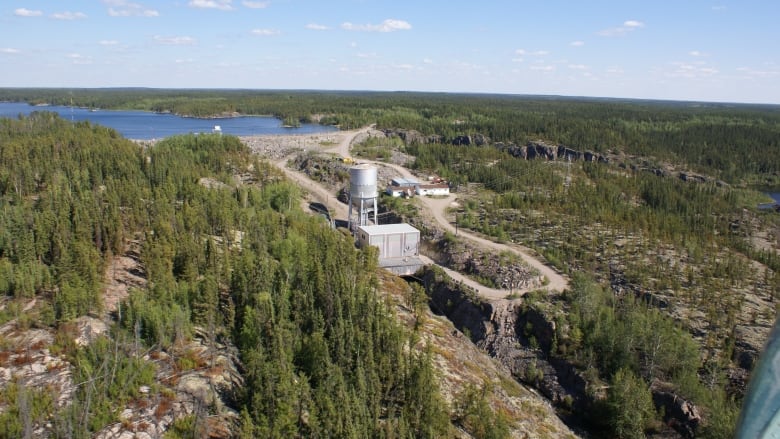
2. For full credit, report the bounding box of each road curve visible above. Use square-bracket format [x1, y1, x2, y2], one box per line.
[360, 159, 569, 295]
[258, 126, 568, 300]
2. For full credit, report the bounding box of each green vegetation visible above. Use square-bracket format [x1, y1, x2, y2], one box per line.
[543, 274, 740, 438]
[0, 381, 54, 439]
[0, 113, 452, 437]
[1, 89, 778, 437]
[352, 134, 405, 161]
[454, 383, 511, 439]
[2, 88, 779, 182]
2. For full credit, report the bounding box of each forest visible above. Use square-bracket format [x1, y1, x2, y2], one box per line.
[1, 89, 779, 438]
[0, 113, 471, 437]
[400, 115, 779, 437]
[2, 88, 779, 184]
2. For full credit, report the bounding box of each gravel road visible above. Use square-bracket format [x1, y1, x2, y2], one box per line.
[243, 127, 568, 300]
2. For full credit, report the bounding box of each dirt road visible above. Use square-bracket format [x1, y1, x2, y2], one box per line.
[360, 158, 569, 295]
[252, 127, 568, 299]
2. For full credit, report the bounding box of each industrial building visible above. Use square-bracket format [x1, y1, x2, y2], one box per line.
[386, 177, 420, 197]
[356, 223, 424, 276]
[390, 177, 420, 188]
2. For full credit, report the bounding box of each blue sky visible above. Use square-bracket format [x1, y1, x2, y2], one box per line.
[1, 0, 779, 104]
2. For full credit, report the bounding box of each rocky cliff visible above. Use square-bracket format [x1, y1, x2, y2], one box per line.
[418, 266, 703, 438]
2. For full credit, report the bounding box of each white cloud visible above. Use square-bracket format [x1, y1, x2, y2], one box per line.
[306, 23, 329, 30]
[52, 11, 88, 20]
[568, 64, 588, 70]
[154, 35, 196, 45]
[598, 20, 645, 37]
[395, 64, 414, 70]
[341, 19, 411, 32]
[242, 1, 269, 8]
[736, 66, 780, 79]
[251, 28, 279, 36]
[668, 62, 719, 78]
[570, 41, 585, 47]
[512, 57, 524, 63]
[689, 50, 708, 57]
[1, 48, 21, 54]
[189, 0, 233, 10]
[175, 58, 194, 64]
[712, 5, 727, 11]
[99, 40, 119, 46]
[104, 0, 158, 17]
[68, 53, 93, 65]
[14, 8, 43, 17]
[515, 49, 548, 57]
[423, 58, 433, 64]
[531, 65, 555, 71]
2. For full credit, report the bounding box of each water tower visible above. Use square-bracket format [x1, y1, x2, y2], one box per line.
[348, 164, 378, 230]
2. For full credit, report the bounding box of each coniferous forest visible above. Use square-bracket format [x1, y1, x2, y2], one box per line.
[0, 112, 450, 437]
[1, 89, 779, 438]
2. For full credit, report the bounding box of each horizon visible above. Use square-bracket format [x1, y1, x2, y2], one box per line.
[5, 87, 780, 108]
[2, 1, 779, 105]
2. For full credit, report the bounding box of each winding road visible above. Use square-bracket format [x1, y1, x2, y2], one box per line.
[259, 127, 569, 300]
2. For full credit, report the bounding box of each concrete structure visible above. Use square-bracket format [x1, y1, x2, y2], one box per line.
[356, 223, 424, 276]
[416, 183, 450, 196]
[348, 164, 378, 229]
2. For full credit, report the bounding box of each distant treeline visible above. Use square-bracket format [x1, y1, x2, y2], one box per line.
[2, 88, 779, 182]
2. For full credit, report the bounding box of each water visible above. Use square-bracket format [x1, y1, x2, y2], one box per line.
[0, 101, 337, 140]
[769, 192, 780, 204]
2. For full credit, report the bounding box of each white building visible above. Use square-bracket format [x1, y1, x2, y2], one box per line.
[386, 186, 415, 197]
[386, 177, 420, 197]
[416, 183, 450, 196]
[356, 223, 424, 275]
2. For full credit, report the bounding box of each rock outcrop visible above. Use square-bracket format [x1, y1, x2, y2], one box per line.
[95, 330, 242, 439]
[419, 266, 703, 438]
[431, 234, 542, 292]
[497, 140, 609, 163]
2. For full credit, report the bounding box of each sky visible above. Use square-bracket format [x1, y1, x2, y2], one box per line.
[1, 0, 779, 104]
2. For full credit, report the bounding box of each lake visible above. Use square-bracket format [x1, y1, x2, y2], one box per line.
[0, 102, 338, 140]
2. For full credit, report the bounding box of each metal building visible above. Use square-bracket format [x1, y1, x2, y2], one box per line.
[356, 223, 424, 275]
[348, 164, 378, 229]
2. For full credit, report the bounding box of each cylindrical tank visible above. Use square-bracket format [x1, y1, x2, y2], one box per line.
[349, 164, 378, 202]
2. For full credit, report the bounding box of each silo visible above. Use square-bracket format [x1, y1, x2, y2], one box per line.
[348, 164, 378, 229]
